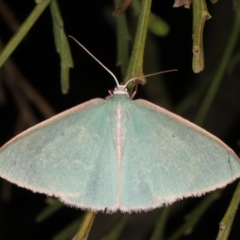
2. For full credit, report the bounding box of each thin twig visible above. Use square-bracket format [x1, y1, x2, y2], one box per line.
[125, 0, 152, 90]
[0, 0, 52, 68]
[216, 181, 240, 240]
[195, 3, 240, 125]
[72, 211, 96, 240]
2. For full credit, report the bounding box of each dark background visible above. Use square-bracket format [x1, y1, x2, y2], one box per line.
[0, 0, 240, 239]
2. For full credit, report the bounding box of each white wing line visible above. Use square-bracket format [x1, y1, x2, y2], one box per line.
[116, 102, 123, 208]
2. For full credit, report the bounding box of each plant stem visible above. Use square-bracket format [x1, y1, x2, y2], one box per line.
[101, 215, 130, 240]
[167, 191, 220, 240]
[72, 211, 96, 240]
[150, 208, 170, 240]
[114, 0, 130, 78]
[124, 0, 152, 91]
[195, 4, 240, 125]
[0, 0, 52, 68]
[50, 0, 74, 94]
[192, 0, 211, 73]
[216, 181, 240, 240]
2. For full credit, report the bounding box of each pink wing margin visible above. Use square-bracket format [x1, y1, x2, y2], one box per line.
[136, 99, 240, 162]
[0, 98, 104, 150]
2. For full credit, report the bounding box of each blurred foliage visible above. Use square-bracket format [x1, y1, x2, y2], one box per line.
[0, 0, 240, 239]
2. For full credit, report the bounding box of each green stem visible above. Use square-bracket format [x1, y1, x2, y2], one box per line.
[50, 0, 74, 94]
[192, 0, 211, 73]
[36, 199, 63, 222]
[150, 208, 170, 240]
[216, 181, 240, 240]
[175, 78, 210, 115]
[195, 5, 240, 125]
[101, 215, 130, 240]
[124, 0, 152, 91]
[72, 211, 96, 240]
[52, 216, 82, 240]
[0, 0, 52, 68]
[167, 191, 221, 240]
[114, 0, 129, 78]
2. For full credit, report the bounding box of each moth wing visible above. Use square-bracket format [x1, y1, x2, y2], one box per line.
[0, 99, 118, 211]
[119, 99, 240, 211]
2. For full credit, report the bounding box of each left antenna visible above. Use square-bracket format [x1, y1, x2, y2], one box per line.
[69, 36, 119, 86]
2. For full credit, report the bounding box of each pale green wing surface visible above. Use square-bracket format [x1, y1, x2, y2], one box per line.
[1, 94, 240, 212]
[120, 99, 240, 211]
[0, 99, 118, 210]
